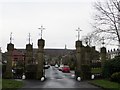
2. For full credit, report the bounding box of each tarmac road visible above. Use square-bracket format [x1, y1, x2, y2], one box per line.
[19, 66, 103, 90]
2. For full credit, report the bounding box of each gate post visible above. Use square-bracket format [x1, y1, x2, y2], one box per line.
[25, 44, 33, 65]
[25, 43, 33, 78]
[4, 43, 14, 78]
[36, 39, 45, 79]
[85, 45, 91, 65]
[75, 40, 82, 78]
[100, 47, 106, 72]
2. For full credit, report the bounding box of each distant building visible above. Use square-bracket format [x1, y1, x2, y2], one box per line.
[19, 48, 73, 65]
[2, 46, 100, 67]
[2, 49, 25, 67]
[2, 48, 73, 65]
[107, 49, 120, 59]
[12, 49, 25, 67]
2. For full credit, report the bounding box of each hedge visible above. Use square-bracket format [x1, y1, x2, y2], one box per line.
[102, 55, 120, 78]
[110, 72, 120, 83]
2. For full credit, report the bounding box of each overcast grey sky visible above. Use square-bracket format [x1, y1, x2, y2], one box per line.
[1, 0, 105, 52]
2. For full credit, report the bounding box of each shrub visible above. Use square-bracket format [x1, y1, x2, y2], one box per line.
[102, 56, 120, 78]
[110, 72, 120, 83]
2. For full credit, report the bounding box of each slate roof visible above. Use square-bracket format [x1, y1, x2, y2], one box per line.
[17, 48, 75, 57]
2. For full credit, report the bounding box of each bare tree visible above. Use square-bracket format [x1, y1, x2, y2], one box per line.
[82, 33, 94, 46]
[82, 32, 109, 47]
[90, 0, 120, 48]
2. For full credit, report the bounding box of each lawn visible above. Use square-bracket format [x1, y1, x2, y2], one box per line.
[2, 79, 24, 89]
[90, 79, 120, 90]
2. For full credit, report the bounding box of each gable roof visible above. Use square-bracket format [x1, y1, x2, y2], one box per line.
[17, 48, 75, 57]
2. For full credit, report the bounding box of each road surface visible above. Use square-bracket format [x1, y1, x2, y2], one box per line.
[19, 66, 103, 89]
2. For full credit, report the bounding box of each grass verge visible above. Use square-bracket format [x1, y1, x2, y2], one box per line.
[89, 79, 120, 90]
[2, 79, 24, 89]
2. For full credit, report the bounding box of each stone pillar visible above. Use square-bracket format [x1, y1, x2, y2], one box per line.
[36, 39, 45, 79]
[4, 43, 14, 78]
[75, 40, 82, 77]
[85, 45, 91, 65]
[25, 44, 33, 65]
[100, 47, 106, 70]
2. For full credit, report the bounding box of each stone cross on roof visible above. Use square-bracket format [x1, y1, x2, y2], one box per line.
[76, 27, 82, 41]
[38, 25, 45, 39]
[28, 33, 31, 44]
[10, 32, 13, 43]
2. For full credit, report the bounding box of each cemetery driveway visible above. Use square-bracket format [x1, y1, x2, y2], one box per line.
[19, 66, 103, 90]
